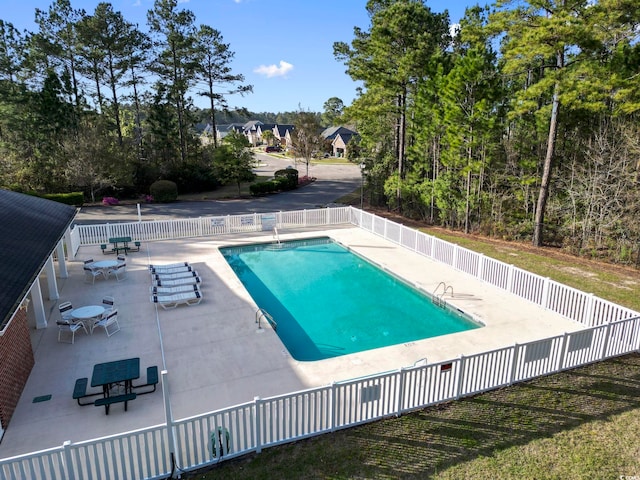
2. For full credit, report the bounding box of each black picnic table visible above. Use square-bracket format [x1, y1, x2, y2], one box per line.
[91, 357, 140, 414]
[108, 236, 132, 254]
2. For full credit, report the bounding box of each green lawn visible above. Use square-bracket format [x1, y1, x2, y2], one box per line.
[187, 224, 640, 480]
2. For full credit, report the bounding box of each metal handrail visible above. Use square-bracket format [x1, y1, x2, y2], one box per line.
[432, 282, 453, 307]
[255, 308, 277, 331]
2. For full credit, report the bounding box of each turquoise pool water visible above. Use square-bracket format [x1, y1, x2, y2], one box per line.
[220, 237, 481, 361]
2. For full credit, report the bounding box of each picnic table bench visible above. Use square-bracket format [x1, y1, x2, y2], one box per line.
[95, 393, 137, 415]
[72, 377, 104, 406]
[133, 366, 160, 395]
[100, 237, 142, 255]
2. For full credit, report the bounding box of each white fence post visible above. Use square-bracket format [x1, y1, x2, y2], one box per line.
[455, 356, 466, 399]
[161, 370, 180, 479]
[509, 343, 520, 385]
[254, 396, 262, 454]
[556, 332, 569, 372]
[330, 382, 337, 432]
[541, 278, 551, 310]
[396, 368, 405, 417]
[452, 245, 458, 270]
[477, 254, 484, 282]
[600, 321, 612, 360]
[62, 440, 75, 480]
[583, 293, 595, 327]
[507, 264, 514, 293]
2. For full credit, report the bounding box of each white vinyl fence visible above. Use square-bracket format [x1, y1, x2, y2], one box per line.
[3, 207, 639, 479]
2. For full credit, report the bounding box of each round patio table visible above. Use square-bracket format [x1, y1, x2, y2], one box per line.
[91, 260, 119, 280]
[71, 305, 105, 334]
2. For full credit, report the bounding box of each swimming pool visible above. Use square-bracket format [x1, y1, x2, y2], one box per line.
[220, 237, 481, 361]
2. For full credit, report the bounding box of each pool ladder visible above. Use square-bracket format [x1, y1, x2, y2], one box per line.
[256, 308, 277, 331]
[273, 227, 281, 246]
[432, 282, 454, 307]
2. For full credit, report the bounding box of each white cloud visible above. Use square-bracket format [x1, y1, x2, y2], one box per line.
[254, 60, 294, 78]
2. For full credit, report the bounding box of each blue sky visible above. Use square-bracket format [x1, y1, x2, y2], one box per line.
[5, 0, 473, 113]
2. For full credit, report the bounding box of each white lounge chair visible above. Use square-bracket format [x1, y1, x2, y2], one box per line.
[149, 265, 193, 275]
[152, 270, 198, 281]
[148, 262, 190, 272]
[150, 291, 203, 309]
[152, 276, 202, 287]
[149, 284, 200, 295]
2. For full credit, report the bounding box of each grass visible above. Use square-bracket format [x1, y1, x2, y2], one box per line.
[424, 229, 640, 313]
[185, 220, 640, 480]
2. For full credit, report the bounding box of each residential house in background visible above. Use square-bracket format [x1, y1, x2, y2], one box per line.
[0, 190, 76, 440]
[208, 124, 244, 144]
[242, 120, 264, 146]
[321, 126, 359, 157]
[256, 124, 276, 145]
[273, 124, 295, 149]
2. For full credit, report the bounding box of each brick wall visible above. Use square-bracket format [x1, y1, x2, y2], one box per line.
[0, 309, 35, 429]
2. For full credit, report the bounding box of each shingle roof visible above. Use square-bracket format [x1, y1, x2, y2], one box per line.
[321, 126, 357, 140]
[334, 132, 358, 144]
[243, 120, 264, 131]
[0, 190, 77, 329]
[274, 124, 295, 137]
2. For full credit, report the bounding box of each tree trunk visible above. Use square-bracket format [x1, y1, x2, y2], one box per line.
[396, 89, 407, 210]
[108, 54, 123, 146]
[533, 51, 564, 247]
[208, 80, 218, 148]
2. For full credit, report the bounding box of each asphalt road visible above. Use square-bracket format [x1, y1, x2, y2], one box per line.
[74, 153, 362, 225]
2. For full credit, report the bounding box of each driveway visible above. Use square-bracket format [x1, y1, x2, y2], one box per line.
[74, 154, 361, 225]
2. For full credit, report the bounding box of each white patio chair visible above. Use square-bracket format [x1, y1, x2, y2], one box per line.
[57, 320, 87, 344]
[117, 254, 126, 266]
[102, 296, 115, 314]
[58, 301, 74, 321]
[107, 262, 127, 281]
[93, 309, 120, 337]
[84, 266, 103, 284]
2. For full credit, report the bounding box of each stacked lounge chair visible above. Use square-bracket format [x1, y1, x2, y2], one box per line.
[150, 284, 200, 295]
[151, 270, 199, 281]
[150, 291, 202, 309]
[149, 262, 203, 307]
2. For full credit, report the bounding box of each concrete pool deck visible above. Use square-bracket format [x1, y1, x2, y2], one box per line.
[0, 225, 585, 458]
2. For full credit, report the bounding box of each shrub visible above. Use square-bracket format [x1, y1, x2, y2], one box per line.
[150, 180, 178, 203]
[40, 192, 84, 206]
[102, 196, 119, 206]
[250, 180, 281, 196]
[274, 168, 298, 190]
